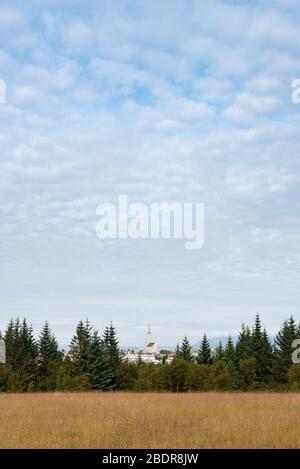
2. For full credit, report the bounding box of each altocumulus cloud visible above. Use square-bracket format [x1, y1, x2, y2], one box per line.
[0, 0, 300, 346]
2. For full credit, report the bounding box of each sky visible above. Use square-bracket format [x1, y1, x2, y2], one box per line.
[0, 0, 300, 347]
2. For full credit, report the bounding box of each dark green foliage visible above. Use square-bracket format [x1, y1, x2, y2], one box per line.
[4, 318, 38, 391]
[168, 358, 191, 392]
[87, 331, 114, 390]
[211, 361, 232, 390]
[238, 357, 256, 389]
[260, 329, 274, 382]
[274, 316, 298, 383]
[153, 364, 170, 390]
[103, 322, 121, 387]
[224, 336, 238, 388]
[250, 314, 273, 383]
[215, 341, 225, 361]
[134, 363, 157, 391]
[1, 315, 300, 392]
[115, 361, 138, 390]
[38, 322, 63, 390]
[236, 324, 252, 361]
[188, 363, 212, 391]
[56, 356, 73, 391]
[197, 334, 212, 365]
[175, 343, 181, 358]
[69, 320, 92, 376]
[224, 336, 236, 365]
[177, 336, 193, 362]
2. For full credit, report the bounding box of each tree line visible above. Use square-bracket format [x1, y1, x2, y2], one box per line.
[0, 314, 300, 392]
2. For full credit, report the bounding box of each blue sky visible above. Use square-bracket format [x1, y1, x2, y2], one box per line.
[0, 0, 300, 346]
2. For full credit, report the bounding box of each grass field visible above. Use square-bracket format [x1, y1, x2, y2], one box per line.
[0, 392, 299, 448]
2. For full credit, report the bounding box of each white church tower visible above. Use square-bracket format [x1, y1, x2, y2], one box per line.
[144, 323, 159, 354]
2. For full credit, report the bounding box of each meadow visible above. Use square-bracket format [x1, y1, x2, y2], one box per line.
[0, 392, 299, 448]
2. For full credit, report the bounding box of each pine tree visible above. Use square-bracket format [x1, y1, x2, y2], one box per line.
[6, 318, 24, 370]
[274, 316, 297, 383]
[251, 314, 267, 382]
[261, 328, 274, 381]
[4, 319, 15, 367]
[69, 319, 92, 376]
[103, 322, 120, 371]
[39, 322, 61, 367]
[38, 322, 62, 390]
[5, 318, 39, 391]
[224, 336, 238, 388]
[236, 324, 252, 361]
[175, 343, 181, 358]
[215, 341, 225, 361]
[179, 336, 193, 362]
[21, 319, 39, 387]
[225, 336, 236, 364]
[87, 331, 114, 390]
[103, 322, 121, 387]
[197, 334, 212, 365]
[55, 356, 73, 391]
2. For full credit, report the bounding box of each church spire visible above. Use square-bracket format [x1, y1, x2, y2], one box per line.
[144, 323, 159, 354]
[145, 323, 153, 348]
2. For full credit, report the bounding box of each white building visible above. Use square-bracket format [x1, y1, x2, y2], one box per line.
[144, 323, 159, 354]
[123, 324, 160, 364]
[123, 352, 160, 364]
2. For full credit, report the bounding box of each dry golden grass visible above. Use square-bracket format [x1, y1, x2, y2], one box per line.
[0, 392, 300, 448]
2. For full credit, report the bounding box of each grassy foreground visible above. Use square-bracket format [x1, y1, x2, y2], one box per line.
[0, 392, 299, 448]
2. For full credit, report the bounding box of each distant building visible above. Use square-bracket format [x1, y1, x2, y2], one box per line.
[144, 324, 159, 354]
[124, 352, 160, 364]
[123, 324, 161, 364]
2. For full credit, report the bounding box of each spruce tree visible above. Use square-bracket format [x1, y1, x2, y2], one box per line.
[236, 324, 252, 361]
[260, 328, 274, 381]
[215, 341, 225, 361]
[224, 336, 238, 388]
[179, 336, 193, 362]
[7, 318, 39, 391]
[103, 322, 121, 387]
[175, 343, 181, 358]
[197, 334, 212, 365]
[103, 322, 120, 371]
[251, 314, 267, 382]
[225, 336, 236, 364]
[38, 322, 62, 390]
[88, 331, 114, 390]
[39, 322, 61, 367]
[69, 319, 92, 376]
[4, 319, 15, 367]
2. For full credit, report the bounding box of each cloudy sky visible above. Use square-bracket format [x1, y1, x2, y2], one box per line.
[0, 0, 300, 346]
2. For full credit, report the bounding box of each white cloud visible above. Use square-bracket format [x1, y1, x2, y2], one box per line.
[224, 92, 281, 123]
[0, 0, 300, 342]
[226, 165, 296, 196]
[0, 6, 25, 29]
